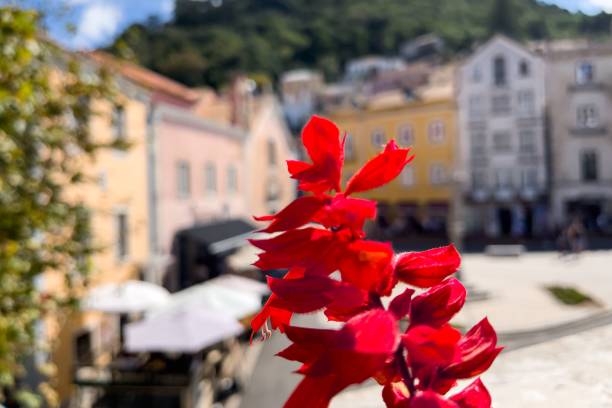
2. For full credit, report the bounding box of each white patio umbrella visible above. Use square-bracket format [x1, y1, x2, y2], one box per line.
[211, 274, 270, 297]
[124, 307, 244, 353]
[151, 276, 263, 320]
[82, 280, 171, 314]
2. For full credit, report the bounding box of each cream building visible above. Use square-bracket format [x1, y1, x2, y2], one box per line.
[457, 35, 549, 238]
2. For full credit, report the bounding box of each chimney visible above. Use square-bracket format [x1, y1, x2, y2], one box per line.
[230, 74, 255, 129]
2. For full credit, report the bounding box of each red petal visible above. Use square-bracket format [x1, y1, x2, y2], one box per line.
[283, 376, 340, 408]
[313, 194, 377, 232]
[389, 288, 415, 320]
[395, 245, 461, 288]
[345, 140, 413, 195]
[288, 116, 344, 194]
[410, 278, 466, 327]
[382, 382, 410, 408]
[258, 195, 326, 233]
[450, 378, 492, 408]
[402, 324, 460, 367]
[338, 240, 395, 295]
[410, 391, 460, 408]
[442, 318, 502, 379]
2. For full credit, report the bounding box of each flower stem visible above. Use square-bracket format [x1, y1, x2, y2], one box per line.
[395, 345, 416, 397]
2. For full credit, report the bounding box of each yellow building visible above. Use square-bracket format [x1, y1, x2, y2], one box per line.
[327, 67, 457, 235]
[46, 67, 153, 401]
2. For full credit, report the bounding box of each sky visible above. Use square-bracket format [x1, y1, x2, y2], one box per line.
[4, 0, 612, 50]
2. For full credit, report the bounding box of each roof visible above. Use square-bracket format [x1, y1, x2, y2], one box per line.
[86, 51, 200, 104]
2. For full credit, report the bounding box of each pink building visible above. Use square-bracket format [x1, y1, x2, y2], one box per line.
[150, 105, 247, 255]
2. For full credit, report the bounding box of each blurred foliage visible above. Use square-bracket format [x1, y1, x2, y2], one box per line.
[0, 7, 116, 406]
[107, 0, 612, 88]
[546, 285, 594, 306]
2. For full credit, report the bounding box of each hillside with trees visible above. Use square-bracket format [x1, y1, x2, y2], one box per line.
[107, 0, 612, 88]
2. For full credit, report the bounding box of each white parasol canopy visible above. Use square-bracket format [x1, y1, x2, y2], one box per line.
[124, 307, 244, 353]
[211, 274, 270, 297]
[149, 276, 263, 320]
[82, 280, 171, 314]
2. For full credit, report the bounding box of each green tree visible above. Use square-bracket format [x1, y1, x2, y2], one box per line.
[489, 0, 520, 38]
[0, 7, 115, 406]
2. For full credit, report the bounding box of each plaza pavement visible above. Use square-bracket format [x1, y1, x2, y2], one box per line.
[240, 250, 612, 408]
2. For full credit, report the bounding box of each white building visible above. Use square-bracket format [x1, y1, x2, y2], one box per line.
[280, 69, 323, 131]
[457, 35, 548, 238]
[541, 41, 612, 232]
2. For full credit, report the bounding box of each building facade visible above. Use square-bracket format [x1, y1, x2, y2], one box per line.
[542, 42, 612, 233]
[327, 82, 457, 237]
[457, 35, 549, 238]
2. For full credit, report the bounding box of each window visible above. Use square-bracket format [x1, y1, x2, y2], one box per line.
[519, 60, 530, 77]
[177, 161, 191, 198]
[227, 165, 238, 193]
[577, 105, 599, 128]
[493, 55, 507, 86]
[472, 170, 487, 189]
[469, 95, 484, 119]
[471, 132, 486, 156]
[519, 130, 536, 153]
[115, 211, 128, 261]
[521, 168, 538, 188]
[428, 121, 445, 144]
[576, 61, 594, 85]
[98, 170, 108, 192]
[111, 105, 126, 141]
[472, 66, 482, 83]
[398, 125, 414, 146]
[491, 94, 511, 115]
[517, 90, 534, 116]
[371, 129, 385, 146]
[493, 132, 512, 152]
[581, 150, 598, 181]
[429, 164, 448, 185]
[267, 140, 277, 166]
[344, 133, 355, 160]
[205, 162, 217, 193]
[400, 166, 415, 187]
[495, 169, 513, 188]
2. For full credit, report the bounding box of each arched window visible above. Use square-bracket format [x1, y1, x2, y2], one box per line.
[493, 56, 507, 86]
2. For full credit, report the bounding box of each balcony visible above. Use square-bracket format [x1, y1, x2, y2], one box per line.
[570, 126, 608, 136]
[567, 82, 607, 93]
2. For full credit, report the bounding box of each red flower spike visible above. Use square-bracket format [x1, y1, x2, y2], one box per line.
[449, 378, 492, 408]
[345, 140, 413, 195]
[394, 245, 461, 288]
[410, 278, 467, 327]
[338, 240, 395, 295]
[402, 324, 461, 367]
[249, 115, 499, 408]
[256, 195, 327, 233]
[287, 116, 344, 194]
[442, 318, 503, 379]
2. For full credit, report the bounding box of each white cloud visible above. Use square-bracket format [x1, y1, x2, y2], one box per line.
[583, 0, 612, 12]
[73, 2, 121, 49]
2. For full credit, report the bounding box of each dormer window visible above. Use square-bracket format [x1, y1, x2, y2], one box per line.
[493, 56, 507, 86]
[576, 61, 594, 84]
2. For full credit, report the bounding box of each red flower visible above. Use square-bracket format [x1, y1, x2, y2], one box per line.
[402, 324, 461, 367]
[338, 240, 396, 295]
[313, 194, 377, 233]
[279, 309, 400, 408]
[441, 318, 503, 379]
[395, 245, 461, 288]
[410, 278, 466, 327]
[287, 116, 344, 194]
[449, 379, 492, 408]
[345, 140, 413, 195]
